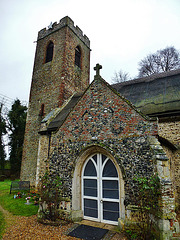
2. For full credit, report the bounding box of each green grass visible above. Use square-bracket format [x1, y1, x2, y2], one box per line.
[0, 194, 39, 216]
[0, 210, 5, 239]
[0, 180, 39, 238]
[0, 180, 39, 216]
[0, 180, 11, 193]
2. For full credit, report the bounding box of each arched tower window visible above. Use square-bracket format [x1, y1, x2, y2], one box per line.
[45, 41, 54, 63]
[39, 103, 45, 116]
[75, 46, 81, 68]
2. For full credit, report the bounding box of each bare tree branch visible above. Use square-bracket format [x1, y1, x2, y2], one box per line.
[112, 70, 130, 83]
[138, 46, 180, 77]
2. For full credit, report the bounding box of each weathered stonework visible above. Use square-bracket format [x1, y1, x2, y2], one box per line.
[21, 16, 90, 185]
[158, 118, 180, 210]
[21, 16, 180, 239]
[36, 75, 178, 239]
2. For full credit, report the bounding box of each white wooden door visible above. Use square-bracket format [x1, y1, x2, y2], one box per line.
[82, 153, 120, 225]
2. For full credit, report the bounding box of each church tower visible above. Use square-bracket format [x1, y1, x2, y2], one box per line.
[21, 16, 90, 185]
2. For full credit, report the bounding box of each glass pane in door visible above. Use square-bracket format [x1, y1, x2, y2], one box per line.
[103, 201, 119, 221]
[84, 179, 97, 197]
[102, 180, 119, 199]
[102, 159, 118, 177]
[84, 160, 97, 176]
[84, 199, 98, 218]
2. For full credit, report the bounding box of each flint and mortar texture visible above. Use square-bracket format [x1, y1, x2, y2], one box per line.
[40, 77, 158, 207]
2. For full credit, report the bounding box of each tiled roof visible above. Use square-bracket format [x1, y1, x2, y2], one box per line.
[47, 93, 82, 131]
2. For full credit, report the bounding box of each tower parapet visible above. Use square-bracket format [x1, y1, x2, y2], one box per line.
[38, 16, 90, 48]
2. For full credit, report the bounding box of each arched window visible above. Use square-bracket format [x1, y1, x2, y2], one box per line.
[39, 103, 45, 116]
[45, 41, 54, 63]
[75, 46, 81, 68]
[82, 153, 120, 224]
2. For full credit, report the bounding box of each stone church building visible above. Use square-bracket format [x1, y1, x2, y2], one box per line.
[21, 16, 180, 238]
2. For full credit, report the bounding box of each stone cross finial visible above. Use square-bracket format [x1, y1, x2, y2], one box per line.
[94, 63, 102, 76]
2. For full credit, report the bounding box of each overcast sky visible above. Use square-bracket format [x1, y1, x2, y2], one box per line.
[1, 0, 180, 108]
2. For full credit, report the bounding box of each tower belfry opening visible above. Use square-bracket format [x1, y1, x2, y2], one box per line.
[45, 41, 54, 63]
[75, 46, 81, 68]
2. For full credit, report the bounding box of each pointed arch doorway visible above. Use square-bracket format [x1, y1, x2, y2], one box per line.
[82, 153, 120, 225]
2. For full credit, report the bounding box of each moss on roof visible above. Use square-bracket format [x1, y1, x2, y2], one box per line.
[112, 69, 180, 117]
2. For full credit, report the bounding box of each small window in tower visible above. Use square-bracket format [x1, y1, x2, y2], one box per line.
[39, 104, 45, 116]
[45, 41, 54, 63]
[75, 46, 81, 68]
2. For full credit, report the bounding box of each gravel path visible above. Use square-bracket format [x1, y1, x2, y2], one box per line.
[1, 203, 179, 240]
[0, 204, 127, 240]
[2, 214, 77, 240]
[0, 204, 18, 231]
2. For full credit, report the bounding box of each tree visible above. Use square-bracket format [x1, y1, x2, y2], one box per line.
[111, 70, 130, 83]
[8, 99, 27, 176]
[0, 103, 7, 174]
[138, 46, 180, 77]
